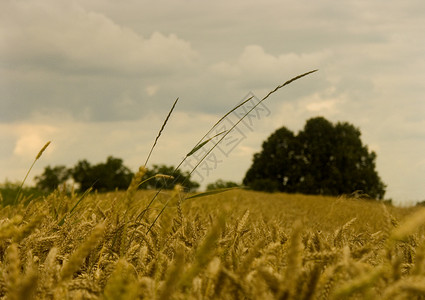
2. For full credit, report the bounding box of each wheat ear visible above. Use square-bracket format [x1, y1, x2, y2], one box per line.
[60, 222, 105, 282]
[14, 141, 51, 204]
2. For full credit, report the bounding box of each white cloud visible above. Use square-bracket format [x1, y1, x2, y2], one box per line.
[210, 45, 330, 87]
[14, 134, 45, 158]
[5, 123, 57, 161]
[1, 1, 199, 75]
[145, 85, 160, 96]
[303, 88, 344, 114]
[306, 99, 339, 113]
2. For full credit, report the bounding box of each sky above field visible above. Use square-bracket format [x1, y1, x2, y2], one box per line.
[1, 0, 424, 204]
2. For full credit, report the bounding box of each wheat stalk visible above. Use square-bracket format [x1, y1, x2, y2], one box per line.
[144, 70, 318, 233]
[14, 141, 51, 204]
[60, 222, 106, 282]
[144, 98, 179, 167]
[5, 243, 20, 300]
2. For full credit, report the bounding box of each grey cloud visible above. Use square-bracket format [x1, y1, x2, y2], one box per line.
[1, 0, 425, 203]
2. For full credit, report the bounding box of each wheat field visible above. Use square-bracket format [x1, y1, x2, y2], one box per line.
[2, 73, 424, 299]
[1, 188, 425, 300]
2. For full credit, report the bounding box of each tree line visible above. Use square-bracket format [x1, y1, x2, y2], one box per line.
[34, 157, 200, 193]
[32, 116, 386, 199]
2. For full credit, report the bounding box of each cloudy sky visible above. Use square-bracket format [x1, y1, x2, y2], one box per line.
[1, 0, 424, 205]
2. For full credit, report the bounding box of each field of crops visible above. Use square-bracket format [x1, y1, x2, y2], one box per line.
[2, 187, 425, 299]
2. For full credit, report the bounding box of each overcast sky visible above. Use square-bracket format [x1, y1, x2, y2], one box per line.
[1, 0, 424, 205]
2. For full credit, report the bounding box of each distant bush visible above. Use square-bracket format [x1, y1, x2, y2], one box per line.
[70, 156, 133, 192]
[140, 164, 200, 192]
[206, 179, 239, 191]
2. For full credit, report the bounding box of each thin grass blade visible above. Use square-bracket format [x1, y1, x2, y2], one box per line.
[145, 70, 318, 233]
[185, 70, 318, 181]
[144, 97, 179, 167]
[14, 141, 51, 205]
[186, 130, 227, 157]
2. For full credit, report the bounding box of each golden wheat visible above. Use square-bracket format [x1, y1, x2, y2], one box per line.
[1, 188, 424, 299]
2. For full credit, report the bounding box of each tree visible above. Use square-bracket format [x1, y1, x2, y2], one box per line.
[140, 164, 199, 192]
[244, 127, 300, 193]
[296, 117, 339, 195]
[70, 156, 133, 192]
[35, 165, 70, 192]
[243, 117, 386, 199]
[71, 159, 94, 192]
[206, 179, 239, 191]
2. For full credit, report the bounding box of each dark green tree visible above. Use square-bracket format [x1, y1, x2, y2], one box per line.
[70, 159, 93, 191]
[141, 164, 199, 191]
[34, 165, 70, 192]
[243, 127, 300, 193]
[296, 117, 338, 195]
[332, 121, 386, 198]
[70, 156, 133, 192]
[243, 117, 386, 199]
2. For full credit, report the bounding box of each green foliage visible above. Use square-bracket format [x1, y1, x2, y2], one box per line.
[206, 179, 239, 191]
[140, 164, 199, 191]
[32, 160, 200, 194]
[70, 156, 133, 192]
[0, 181, 42, 207]
[34, 165, 70, 192]
[243, 117, 386, 199]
